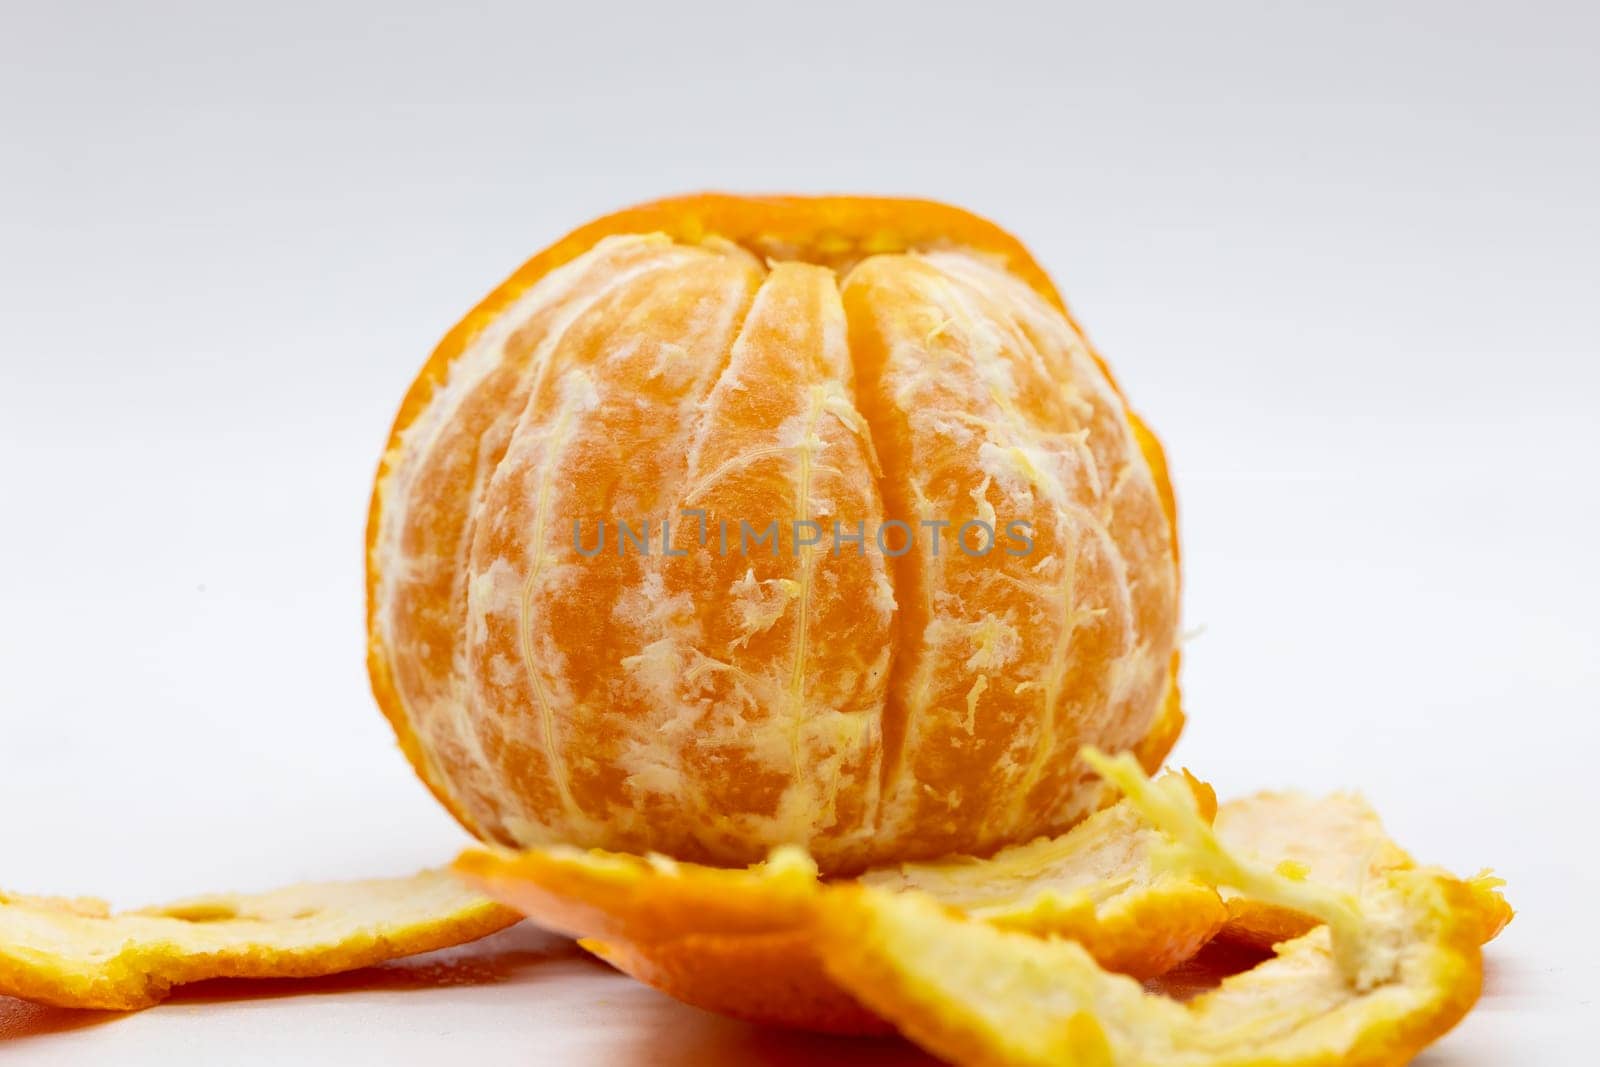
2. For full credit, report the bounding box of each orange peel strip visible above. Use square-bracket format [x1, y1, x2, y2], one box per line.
[0, 870, 520, 1010]
[455, 775, 1232, 1032]
[817, 753, 1486, 1066]
[1214, 790, 1513, 949]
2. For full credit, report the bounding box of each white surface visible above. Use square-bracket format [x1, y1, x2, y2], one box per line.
[1, 1, 1595, 1063]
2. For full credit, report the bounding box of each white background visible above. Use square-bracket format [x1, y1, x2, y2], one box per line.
[2, 1, 1595, 1063]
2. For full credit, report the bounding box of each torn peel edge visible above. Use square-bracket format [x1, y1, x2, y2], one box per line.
[451, 843, 823, 945]
[1463, 870, 1514, 943]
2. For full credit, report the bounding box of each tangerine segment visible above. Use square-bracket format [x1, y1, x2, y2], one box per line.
[841, 251, 1178, 859]
[0, 870, 519, 1010]
[857, 771, 1224, 978]
[818, 869, 1482, 1067]
[1214, 791, 1513, 949]
[371, 195, 1182, 873]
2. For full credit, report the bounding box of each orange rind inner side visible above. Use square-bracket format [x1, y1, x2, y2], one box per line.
[815, 753, 1489, 1066]
[819, 868, 1483, 1067]
[1213, 789, 1512, 949]
[857, 769, 1222, 979]
[0, 870, 519, 1011]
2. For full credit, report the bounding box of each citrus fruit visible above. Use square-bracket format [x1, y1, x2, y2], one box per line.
[367, 194, 1182, 872]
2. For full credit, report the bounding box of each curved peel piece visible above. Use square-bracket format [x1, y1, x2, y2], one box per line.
[456, 844, 890, 1034]
[819, 753, 1485, 1065]
[452, 843, 823, 944]
[859, 771, 1225, 977]
[1084, 751, 1384, 986]
[819, 868, 1483, 1067]
[1214, 790, 1513, 949]
[0, 870, 520, 1010]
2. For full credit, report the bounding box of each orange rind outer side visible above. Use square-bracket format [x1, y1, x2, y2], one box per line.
[581, 932, 891, 1036]
[450, 845, 821, 945]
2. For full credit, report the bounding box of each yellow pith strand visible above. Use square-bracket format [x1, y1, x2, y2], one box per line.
[1083, 747, 1381, 987]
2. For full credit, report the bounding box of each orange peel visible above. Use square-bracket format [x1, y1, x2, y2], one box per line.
[0, 870, 519, 1010]
[816, 753, 1487, 1066]
[857, 770, 1224, 978]
[1213, 790, 1513, 949]
[819, 870, 1482, 1067]
[454, 754, 1511, 1042]
[452, 843, 892, 1033]
[455, 771, 1230, 1031]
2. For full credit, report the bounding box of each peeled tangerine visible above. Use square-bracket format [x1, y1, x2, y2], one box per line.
[366, 194, 1184, 872]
